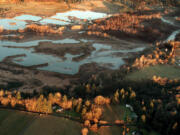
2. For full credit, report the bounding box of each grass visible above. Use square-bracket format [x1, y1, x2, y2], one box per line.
[0, 109, 35, 135]
[0, 109, 82, 135]
[97, 104, 133, 135]
[102, 104, 132, 123]
[59, 110, 81, 118]
[126, 64, 180, 80]
[97, 104, 160, 135]
[23, 115, 82, 135]
[0, 104, 161, 135]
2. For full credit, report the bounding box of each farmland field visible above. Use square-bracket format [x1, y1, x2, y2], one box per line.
[0, 109, 82, 135]
[126, 64, 180, 80]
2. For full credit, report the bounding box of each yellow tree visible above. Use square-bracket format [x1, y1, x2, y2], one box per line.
[94, 96, 105, 105]
[114, 89, 119, 103]
[0, 89, 4, 97]
[85, 100, 91, 107]
[16, 91, 21, 100]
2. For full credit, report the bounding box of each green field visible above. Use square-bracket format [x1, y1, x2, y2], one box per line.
[126, 64, 180, 80]
[0, 109, 82, 135]
[102, 104, 132, 122]
[97, 105, 160, 135]
[97, 104, 131, 135]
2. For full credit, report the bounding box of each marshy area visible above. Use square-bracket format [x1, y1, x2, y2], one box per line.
[0, 0, 180, 135]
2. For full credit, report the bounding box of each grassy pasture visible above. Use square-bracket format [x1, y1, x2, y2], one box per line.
[0, 104, 160, 135]
[0, 109, 82, 135]
[126, 64, 180, 80]
[97, 105, 160, 135]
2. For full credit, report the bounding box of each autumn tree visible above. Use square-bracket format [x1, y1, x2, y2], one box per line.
[94, 95, 106, 105]
[81, 106, 87, 116]
[81, 128, 88, 135]
[85, 84, 91, 93]
[85, 100, 91, 107]
[0, 89, 4, 97]
[62, 95, 68, 103]
[76, 98, 82, 112]
[114, 89, 120, 103]
[16, 91, 21, 100]
[10, 98, 16, 107]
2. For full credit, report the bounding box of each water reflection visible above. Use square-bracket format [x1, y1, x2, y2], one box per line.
[0, 10, 108, 30]
[14, 15, 42, 21]
[0, 39, 145, 74]
[0, 19, 27, 30]
[0, 38, 80, 47]
[51, 10, 108, 21]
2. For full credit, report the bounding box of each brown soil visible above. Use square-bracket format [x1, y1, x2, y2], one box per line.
[0, 61, 71, 93]
[176, 33, 180, 41]
[0, 1, 69, 18]
[88, 11, 177, 43]
[34, 42, 95, 60]
[0, 30, 148, 93]
[0, 1, 124, 18]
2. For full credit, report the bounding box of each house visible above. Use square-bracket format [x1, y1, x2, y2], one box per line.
[52, 104, 63, 113]
[56, 108, 63, 113]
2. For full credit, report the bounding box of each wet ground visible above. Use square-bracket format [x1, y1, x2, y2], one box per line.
[0, 10, 148, 74]
[0, 5, 180, 92]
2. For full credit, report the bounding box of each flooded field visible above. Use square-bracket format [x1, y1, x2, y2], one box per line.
[0, 7, 179, 89]
[0, 9, 180, 75]
[0, 36, 146, 74]
[0, 10, 109, 29]
[0, 10, 148, 75]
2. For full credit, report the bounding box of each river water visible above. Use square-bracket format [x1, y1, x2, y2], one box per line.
[161, 17, 180, 42]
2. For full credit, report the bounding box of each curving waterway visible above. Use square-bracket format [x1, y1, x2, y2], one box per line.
[161, 17, 180, 42]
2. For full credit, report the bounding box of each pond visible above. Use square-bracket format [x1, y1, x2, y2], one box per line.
[14, 15, 42, 21]
[0, 10, 146, 75]
[0, 19, 27, 30]
[0, 38, 145, 75]
[50, 10, 108, 21]
[0, 38, 80, 47]
[0, 10, 108, 30]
